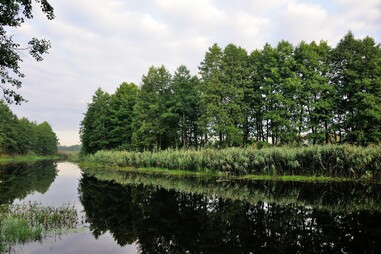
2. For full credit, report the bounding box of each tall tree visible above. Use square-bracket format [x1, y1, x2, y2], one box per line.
[198, 43, 225, 147]
[330, 32, 381, 144]
[221, 44, 248, 146]
[170, 65, 201, 149]
[132, 65, 173, 151]
[260, 43, 283, 145]
[247, 49, 266, 143]
[295, 41, 333, 144]
[273, 40, 299, 144]
[80, 88, 111, 154]
[1, 0, 54, 104]
[108, 82, 139, 150]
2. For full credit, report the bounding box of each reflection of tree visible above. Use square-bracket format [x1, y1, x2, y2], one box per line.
[78, 175, 142, 246]
[0, 161, 58, 204]
[79, 174, 381, 253]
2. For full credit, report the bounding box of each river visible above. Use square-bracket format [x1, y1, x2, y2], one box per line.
[1, 161, 381, 253]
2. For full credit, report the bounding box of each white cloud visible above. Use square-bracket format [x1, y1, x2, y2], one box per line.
[278, 2, 332, 44]
[334, 0, 381, 39]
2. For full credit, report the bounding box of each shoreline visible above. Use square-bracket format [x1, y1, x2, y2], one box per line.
[82, 145, 381, 182]
[0, 154, 62, 164]
[80, 163, 374, 184]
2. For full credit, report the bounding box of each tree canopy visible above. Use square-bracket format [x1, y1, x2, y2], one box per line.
[1, 0, 54, 104]
[0, 100, 58, 155]
[80, 32, 381, 154]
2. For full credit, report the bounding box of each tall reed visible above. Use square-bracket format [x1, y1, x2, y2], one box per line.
[84, 145, 381, 180]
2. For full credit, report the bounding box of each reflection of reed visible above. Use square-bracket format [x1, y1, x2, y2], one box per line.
[82, 167, 381, 212]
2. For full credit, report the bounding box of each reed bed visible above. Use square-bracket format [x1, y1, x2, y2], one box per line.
[0, 202, 78, 252]
[85, 145, 381, 180]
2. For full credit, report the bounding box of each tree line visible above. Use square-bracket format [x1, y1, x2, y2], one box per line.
[80, 32, 381, 154]
[0, 100, 58, 155]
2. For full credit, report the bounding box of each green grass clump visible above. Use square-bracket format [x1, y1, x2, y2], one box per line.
[0, 202, 78, 252]
[0, 217, 42, 245]
[83, 144, 381, 180]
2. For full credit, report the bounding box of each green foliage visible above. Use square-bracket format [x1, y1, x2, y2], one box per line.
[1, 0, 55, 104]
[330, 32, 381, 144]
[132, 66, 173, 150]
[80, 88, 111, 154]
[84, 145, 381, 180]
[0, 100, 58, 155]
[108, 82, 138, 150]
[80, 32, 381, 154]
[0, 217, 42, 250]
[170, 65, 201, 149]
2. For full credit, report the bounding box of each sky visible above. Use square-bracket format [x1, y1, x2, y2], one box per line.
[6, 0, 381, 146]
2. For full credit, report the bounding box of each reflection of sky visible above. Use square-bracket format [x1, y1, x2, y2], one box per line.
[16, 232, 138, 254]
[14, 162, 139, 254]
[15, 162, 81, 207]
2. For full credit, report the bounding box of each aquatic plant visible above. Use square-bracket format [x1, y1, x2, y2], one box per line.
[84, 145, 381, 180]
[0, 202, 78, 252]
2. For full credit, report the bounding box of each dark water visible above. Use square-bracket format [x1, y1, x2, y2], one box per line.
[1, 161, 381, 253]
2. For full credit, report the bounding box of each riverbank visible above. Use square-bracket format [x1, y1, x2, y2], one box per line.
[0, 154, 62, 164]
[83, 144, 381, 182]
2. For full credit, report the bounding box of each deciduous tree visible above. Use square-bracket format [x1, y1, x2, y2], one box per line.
[1, 0, 54, 104]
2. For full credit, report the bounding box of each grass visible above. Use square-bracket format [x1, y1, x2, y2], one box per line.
[0, 202, 78, 252]
[83, 144, 381, 181]
[0, 217, 42, 245]
[0, 154, 61, 164]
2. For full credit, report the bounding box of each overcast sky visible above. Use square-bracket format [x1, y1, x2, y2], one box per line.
[7, 0, 381, 146]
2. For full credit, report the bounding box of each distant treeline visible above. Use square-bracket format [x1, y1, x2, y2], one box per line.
[80, 32, 381, 154]
[0, 101, 58, 155]
[58, 145, 81, 152]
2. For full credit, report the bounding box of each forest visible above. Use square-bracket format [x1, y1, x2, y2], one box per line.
[0, 101, 58, 155]
[80, 32, 381, 154]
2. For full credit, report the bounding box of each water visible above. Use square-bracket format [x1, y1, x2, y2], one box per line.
[1, 161, 381, 253]
[1, 161, 138, 254]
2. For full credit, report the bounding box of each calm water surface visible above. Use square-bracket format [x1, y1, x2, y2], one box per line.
[1, 161, 138, 254]
[1, 161, 381, 253]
